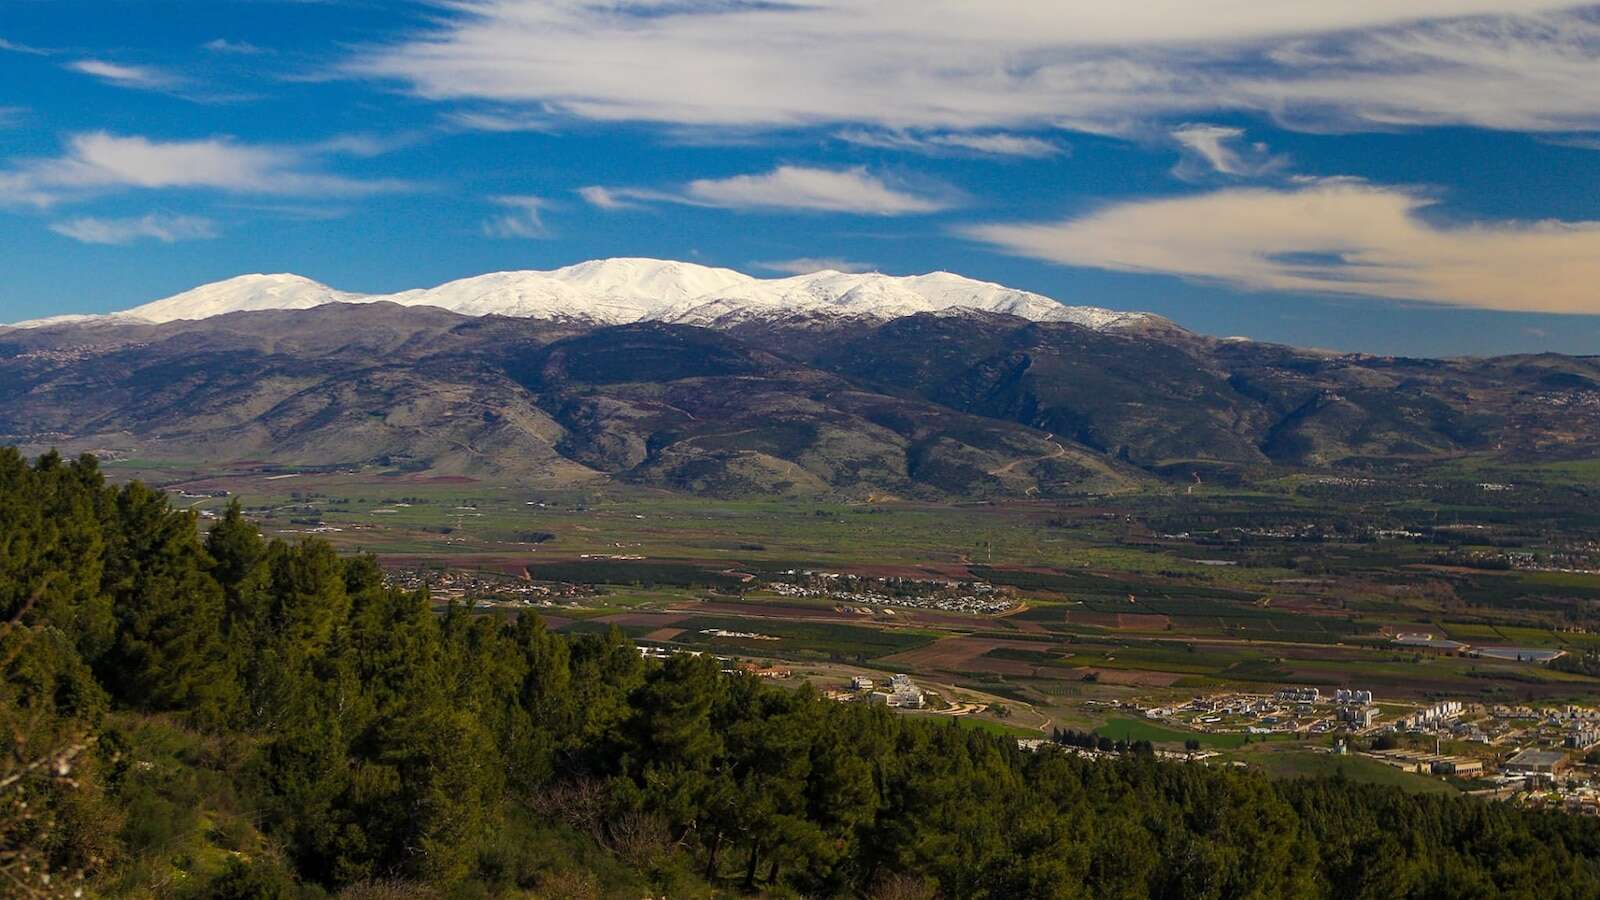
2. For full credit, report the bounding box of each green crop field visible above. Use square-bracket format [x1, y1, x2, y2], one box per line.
[1247, 750, 1460, 796]
[1094, 716, 1254, 749]
[670, 616, 937, 662]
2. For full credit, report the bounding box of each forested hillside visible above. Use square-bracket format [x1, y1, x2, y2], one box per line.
[4, 447, 1600, 899]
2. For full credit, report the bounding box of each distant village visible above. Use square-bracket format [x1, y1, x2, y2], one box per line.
[384, 567, 595, 605]
[765, 570, 1018, 614]
[1131, 686, 1600, 814]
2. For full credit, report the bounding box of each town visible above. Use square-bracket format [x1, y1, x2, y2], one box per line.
[383, 566, 596, 606]
[764, 570, 1018, 614]
[1129, 687, 1600, 814]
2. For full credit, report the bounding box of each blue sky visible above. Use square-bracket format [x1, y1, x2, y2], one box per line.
[5, 1, 1600, 356]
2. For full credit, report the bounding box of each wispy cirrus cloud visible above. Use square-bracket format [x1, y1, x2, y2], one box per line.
[49, 213, 218, 245]
[482, 195, 552, 238]
[574, 185, 637, 211]
[203, 38, 270, 55]
[349, 1, 1600, 135]
[754, 257, 878, 275]
[837, 130, 1064, 158]
[444, 109, 556, 133]
[1541, 133, 1600, 150]
[965, 178, 1600, 314]
[1170, 124, 1289, 179]
[67, 59, 180, 90]
[0, 36, 48, 55]
[308, 132, 423, 158]
[0, 132, 412, 208]
[583, 166, 952, 215]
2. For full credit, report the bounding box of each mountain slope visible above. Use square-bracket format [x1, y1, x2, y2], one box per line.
[731, 313, 1600, 473]
[6, 295, 1600, 495]
[0, 305, 1136, 497]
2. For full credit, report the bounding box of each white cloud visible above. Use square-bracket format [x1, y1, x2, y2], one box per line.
[754, 257, 878, 275]
[584, 166, 949, 215]
[44, 133, 287, 190]
[350, 1, 1600, 134]
[445, 109, 555, 133]
[1539, 134, 1600, 150]
[482, 195, 552, 238]
[203, 39, 268, 55]
[1170, 124, 1287, 178]
[684, 166, 948, 214]
[308, 133, 418, 158]
[67, 59, 178, 90]
[575, 185, 638, 211]
[0, 172, 55, 207]
[837, 130, 1063, 158]
[49, 213, 218, 245]
[965, 179, 1600, 314]
[0, 37, 48, 56]
[0, 132, 409, 207]
[929, 133, 1065, 158]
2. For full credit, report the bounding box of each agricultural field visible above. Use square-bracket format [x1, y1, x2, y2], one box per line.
[1241, 748, 1462, 796]
[1094, 716, 1254, 749]
[101, 458, 1600, 735]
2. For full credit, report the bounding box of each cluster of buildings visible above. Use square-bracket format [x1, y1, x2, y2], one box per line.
[1566, 727, 1600, 750]
[385, 567, 594, 606]
[1489, 705, 1600, 752]
[1144, 686, 1412, 739]
[1274, 687, 1322, 703]
[1397, 700, 1464, 730]
[1369, 747, 1486, 777]
[699, 627, 778, 641]
[766, 571, 1018, 614]
[1376, 702, 1600, 761]
[1149, 692, 1320, 733]
[847, 673, 926, 708]
[1336, 705, 1378, 729]
[634, 645, 790, 684]
[1147, 691, 1600, 751]
[1134, 685, 1600, 807]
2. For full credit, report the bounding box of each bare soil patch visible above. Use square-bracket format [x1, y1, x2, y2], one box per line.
[883, 636, 1055, 674]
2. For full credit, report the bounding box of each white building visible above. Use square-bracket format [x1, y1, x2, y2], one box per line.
[1336, 706, 1378, 729]
[1275, 687, 1321, 703]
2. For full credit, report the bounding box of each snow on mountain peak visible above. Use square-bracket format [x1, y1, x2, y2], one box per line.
[7, 258, 1158, 332]
[120, 273, 359, 324]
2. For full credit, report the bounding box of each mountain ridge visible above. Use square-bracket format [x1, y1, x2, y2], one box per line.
[6, 289, 1600, 498]
[7, 257, 1161, 333]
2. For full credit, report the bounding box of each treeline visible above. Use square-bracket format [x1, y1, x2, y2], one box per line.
[1553, 650, 1600, 679]
[1050, 728, 1155, 755]
[5, 448, 1600, 898]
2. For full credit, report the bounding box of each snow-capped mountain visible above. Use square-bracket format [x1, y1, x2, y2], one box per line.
[8, 258, 1157, 331]
[118, 273, 364, 323]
